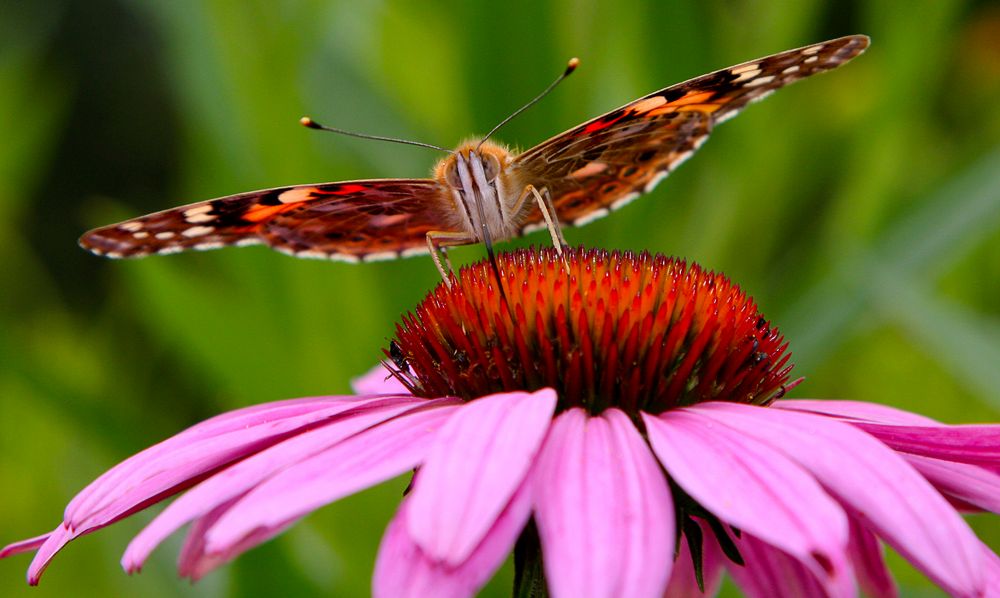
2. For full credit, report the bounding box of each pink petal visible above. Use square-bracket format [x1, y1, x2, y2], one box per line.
[203, 403, 459, 553]
[175, 497, 297, 581]
[775, 399, 940, 425]
[692, 402, 986, 597]
[903, 453, 1000, 514]
[0, 534, 49, 559]
[847, 516, 897, 598]
[984, 545, 1000, 595]
[373, 477, 533, 598]
[664, 520, 724, 598]
[69, 395, 412, 531]
[122, 397, 440, 571]
[25, 524, 73, 585]
[845, 421, 1000, 466]
[644, 410, 852, 596]
[406, 389, 556, 564]
[352, 363, 411, 395]
[533, 408, 674, 598]
[726, 533, 838, 597]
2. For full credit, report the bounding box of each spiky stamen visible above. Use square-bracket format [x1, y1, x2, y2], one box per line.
[390, 247, 793, 416]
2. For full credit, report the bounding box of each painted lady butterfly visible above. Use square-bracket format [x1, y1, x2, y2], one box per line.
[80, 35, 869, 279]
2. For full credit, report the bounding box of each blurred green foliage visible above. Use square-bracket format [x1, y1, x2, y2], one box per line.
[1, 0, 999, 596]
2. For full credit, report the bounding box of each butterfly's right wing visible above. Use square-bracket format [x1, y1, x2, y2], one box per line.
[512, 35, 870, 230]
[80, 179, 453, 263]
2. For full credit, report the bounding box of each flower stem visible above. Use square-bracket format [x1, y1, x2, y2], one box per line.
[513, 521, 548, 598]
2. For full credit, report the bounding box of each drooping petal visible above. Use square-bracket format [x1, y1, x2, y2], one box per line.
[175, 497, 298, 581]
[0, 534, 49, 559]
[406, 389, 556, 564]
[775, 399, 940, 425]
[69, 395, 414, 531]
[663, 519, 724, 598]
[25, 524, 73, 585]
[844, 421, 1000, 466]
[15, 396, 422, 584]
[203, 403, 459, 553]
[352, 363, 411, 395]
[726, 533, 840, 598]
[902, 453, 1000, 513]
[644, 410, 852, 596]
[373, 477, 533, 598]
[533, 408, 674, 598]
[692, 402, 986, 597]
[123, 397, 443, 571]
[847, 516, 897, 598]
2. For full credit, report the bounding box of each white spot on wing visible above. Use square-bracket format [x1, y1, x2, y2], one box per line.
[521, 222, 549, 235]
[803, 56, 819, 64]
[731, 63, 760, 74]
[185, 213, 216, 224]
[643, 170, 671, 193]
[106, 251, 124, 258]
[295, 250, 329, 259]
[235, 238, 263, 247]
[182, 225, 215, 237]
[362, 251, 399, 263]
[801, 45, 823, 56]
[610, 192, 640, 211]
[184, 204, 212, 215]
[747, 89, 775, 105]
[782, 65, 800, 74]
[732, 68, 762, 83]
[193, 242, 224, 251]
[120, 221, 143, 232]
[714, 110, 739, 125]
[158, 246, 183, 255]
[155, 232, 175, 240]
[573, 208, 609, 227]
[744, 75, 776, 88]
[401, 247, 430, 258]
[183, 204, 214, 221]
[133, 231, 149, 239]
[330, 253, 361, 264]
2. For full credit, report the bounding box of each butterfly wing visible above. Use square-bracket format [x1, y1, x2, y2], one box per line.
[512, 34, 869, 230]
[79, 179, 450, 262]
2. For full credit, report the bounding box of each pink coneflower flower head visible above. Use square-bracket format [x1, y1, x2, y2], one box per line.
[3, 247, 999, 597]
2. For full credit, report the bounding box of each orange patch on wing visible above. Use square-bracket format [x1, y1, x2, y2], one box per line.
[675, 103, 722, 114]
[629, 96, 668, 114]
[666, 90, 716, 107]
[243, 203, 299, 223]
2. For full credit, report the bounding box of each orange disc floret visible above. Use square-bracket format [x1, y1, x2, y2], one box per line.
[390, 247, 793, 415]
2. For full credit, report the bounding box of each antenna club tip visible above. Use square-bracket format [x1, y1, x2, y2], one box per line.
[300, 116, 319, 129]
[565, 57, 580, 74]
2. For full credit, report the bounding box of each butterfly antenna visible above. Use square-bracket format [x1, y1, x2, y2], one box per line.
[477, 57, 579, 150]
[300, 117, 451, 153]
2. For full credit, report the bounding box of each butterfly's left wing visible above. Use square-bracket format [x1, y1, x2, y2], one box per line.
[511, 34, 869, 230]
[80, 179, 450, 263]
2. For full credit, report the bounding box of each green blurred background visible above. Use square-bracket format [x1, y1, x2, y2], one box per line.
[2, 0, 999, 596]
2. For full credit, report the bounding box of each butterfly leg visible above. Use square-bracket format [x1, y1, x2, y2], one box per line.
[514, 184, 570, 272]
[426, 230, 473, 287]
[541, 187, 569, 249]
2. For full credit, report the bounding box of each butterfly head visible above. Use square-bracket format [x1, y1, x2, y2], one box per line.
[435, 140, 512, 190]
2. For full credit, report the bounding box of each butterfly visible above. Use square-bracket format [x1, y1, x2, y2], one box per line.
[80, 34, 869, 280]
